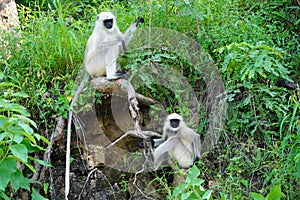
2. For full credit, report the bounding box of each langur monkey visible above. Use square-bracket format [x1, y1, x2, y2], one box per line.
[152, 113, 185, 147]
[84, 12, 144, 80]
[151, 113, 201, 170]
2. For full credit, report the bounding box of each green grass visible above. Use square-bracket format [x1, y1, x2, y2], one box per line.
[1, 0, 299, 199]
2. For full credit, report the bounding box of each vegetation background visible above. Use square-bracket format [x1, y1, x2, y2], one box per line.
[0, 0, 299, 199]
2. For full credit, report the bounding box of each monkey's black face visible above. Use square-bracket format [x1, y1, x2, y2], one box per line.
[170, 119, 180, 128]
[103, 19, 113, 29]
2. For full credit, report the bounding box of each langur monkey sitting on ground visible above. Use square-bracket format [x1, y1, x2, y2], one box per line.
[84, 12, 144, 80]
[151, 113, 201, 170]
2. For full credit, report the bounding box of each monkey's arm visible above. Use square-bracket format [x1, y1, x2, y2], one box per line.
[84, 38, 126, 65]
[153, 138, 165, 147]
[95, 38, 125, 50]
[183, 127, 201, 162]
[192, 134, 201, 162]
[152, 137, 178, 169]
[124, 17, 144, 44]
[121, 40, 127, 53]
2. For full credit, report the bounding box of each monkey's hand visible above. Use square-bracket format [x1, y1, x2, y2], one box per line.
[135, 17, 145, 26]
[138, 136, 154, 149]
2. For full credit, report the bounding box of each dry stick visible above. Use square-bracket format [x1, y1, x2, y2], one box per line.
[31, 116, 65, 197]
[96, 170, 117, 200]
[31, 155, 41, 181]
[106, 130, 161, 149]
[119, 79, 156, 199]
[78, 168, 97, 200]
[119, 79, 143, 136]
[133, 153, 155, 200]
[36, 116, 65, 199]
[77, 168, 117, 200]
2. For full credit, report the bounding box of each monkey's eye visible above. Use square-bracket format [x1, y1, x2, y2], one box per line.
[103, 19, 113, 29]
[170, 119, 180, 128]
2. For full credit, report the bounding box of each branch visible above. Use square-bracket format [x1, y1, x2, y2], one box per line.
[106, 130, 161, 149]
[91, 77, 156, 106]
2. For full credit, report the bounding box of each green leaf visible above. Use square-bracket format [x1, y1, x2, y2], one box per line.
[0, 191, 9, 200]
[10, 170, 26, 191]
[186, 165, 200, 184]
[19, 176, 34, 191]
[43, 183, 49, 195]
[18, 122, 34, 135]
[31, 188, 48, 200]
[0, 100, 29, 116]
[0, 82, 17, 88]
[0, 116, 9, 130]
[296, 156, 300, 178]
[39, 135, 51, 146]
[9, 144, 28, 163]
[267, 185, 281, 200]
[250, 192, 265, 200]
[16, 128, 36, 145]
[25, 162, 37, 174]
[172, 184, 186, 197]
[13, 114, 37, 129]
[0, 169, 10, 191]
[187, 191, 199, 199]
[0, 132, 8, 142]
[29, 156, 52, 167]
[10, 92, 29, 99]
[191, 178, 205, 186]
[13, 134, 24, 144]
[21, 138, 39, 153]
[0, 158, 18, 173]
[181, 191, 191, 200]
[202, 190, 213, 199]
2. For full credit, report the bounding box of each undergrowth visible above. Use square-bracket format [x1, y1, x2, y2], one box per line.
[1, 0, 299, 199]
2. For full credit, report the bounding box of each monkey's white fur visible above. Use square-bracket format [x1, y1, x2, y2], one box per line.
[153, 113, 184, 147]
[152, 113, 201, 169]
[84, 12, 140, 79]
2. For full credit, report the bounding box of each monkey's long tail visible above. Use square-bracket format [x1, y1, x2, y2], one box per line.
[65, 72, 90, 199]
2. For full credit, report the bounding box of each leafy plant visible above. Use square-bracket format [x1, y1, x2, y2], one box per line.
[118, 173, 129, 192]
[250, 185, 282, 200]
[0, 80, 50, 198]
[218, 42, 290, 83]
[172, 165, 212, 200]
[1, 0, 299, 199]
[123, 49, 206, 122]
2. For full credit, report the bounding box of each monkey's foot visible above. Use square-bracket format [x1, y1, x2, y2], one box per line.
[107, 70, 130, 80]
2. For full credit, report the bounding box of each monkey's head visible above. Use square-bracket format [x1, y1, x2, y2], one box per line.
[166, 113, 184, 132]
[96, 12, 116, 32]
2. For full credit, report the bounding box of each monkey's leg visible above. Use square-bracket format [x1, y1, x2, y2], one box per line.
[105, 60, 129, 80]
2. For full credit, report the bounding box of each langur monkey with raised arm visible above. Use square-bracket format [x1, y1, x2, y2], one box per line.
[151, 113, 201, 170]
[84, 12, 144, 80]
[66, 14, 144, 197]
